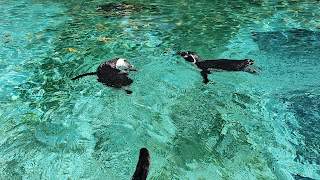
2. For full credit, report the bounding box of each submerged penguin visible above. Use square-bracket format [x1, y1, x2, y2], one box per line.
[179, 51, 258, 84]
[71, 58, 136, 94]
[132, 148, 150, 180]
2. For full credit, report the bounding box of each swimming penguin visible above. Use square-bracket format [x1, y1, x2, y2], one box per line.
[132, 148, 150, 180]
[179, 51, 257, 84]
[71, 58, 136, 94]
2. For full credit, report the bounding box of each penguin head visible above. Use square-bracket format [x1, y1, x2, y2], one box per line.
[115, 58, 135, 70]
[178, 51, 202, 63]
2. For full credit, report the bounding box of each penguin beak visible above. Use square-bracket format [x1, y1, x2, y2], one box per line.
[129, 64, 137, 71]
[178, 52, 189, 58]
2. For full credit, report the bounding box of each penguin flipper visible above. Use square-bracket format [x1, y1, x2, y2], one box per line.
[71, 72, 96, 80]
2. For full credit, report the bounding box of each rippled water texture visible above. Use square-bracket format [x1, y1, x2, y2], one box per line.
[0, 0, 319, 179]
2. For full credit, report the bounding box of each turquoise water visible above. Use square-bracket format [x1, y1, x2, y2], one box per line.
[0, 0, 319, 179]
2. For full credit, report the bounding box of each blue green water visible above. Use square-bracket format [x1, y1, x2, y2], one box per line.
[0, 0, 319, 179]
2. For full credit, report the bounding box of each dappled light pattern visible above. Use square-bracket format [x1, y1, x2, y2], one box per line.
[0, 0, 319, 179]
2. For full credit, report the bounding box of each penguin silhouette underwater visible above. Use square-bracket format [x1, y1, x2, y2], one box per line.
[179, 51, 258, 84]
[71, 58, 136, 94]
[132, 148, 150, 180]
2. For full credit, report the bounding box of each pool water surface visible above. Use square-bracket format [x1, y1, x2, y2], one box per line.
[0, 0, 319, 179]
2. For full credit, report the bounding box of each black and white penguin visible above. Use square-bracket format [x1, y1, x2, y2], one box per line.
[132, 148, 150, 180]
[71, 58, 136, 94]
[179, 51, 257, 84]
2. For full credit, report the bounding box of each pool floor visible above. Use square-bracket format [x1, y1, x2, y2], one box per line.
[0, 0, 319, 179]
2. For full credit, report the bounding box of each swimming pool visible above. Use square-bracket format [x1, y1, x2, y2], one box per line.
[0, 0, 319, 179]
